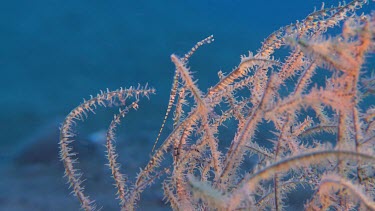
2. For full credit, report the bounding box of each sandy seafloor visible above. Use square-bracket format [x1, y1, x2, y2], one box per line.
[0, 0, 374, 210]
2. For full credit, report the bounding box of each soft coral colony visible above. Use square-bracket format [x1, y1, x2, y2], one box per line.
[59, 0, 375, 210]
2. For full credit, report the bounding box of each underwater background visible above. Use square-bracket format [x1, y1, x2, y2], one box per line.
[0, 0, 374, 210]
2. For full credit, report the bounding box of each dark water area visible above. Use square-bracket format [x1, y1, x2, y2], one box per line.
[0, 0, 374, 210]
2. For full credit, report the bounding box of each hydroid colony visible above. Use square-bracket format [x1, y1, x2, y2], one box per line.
[60, 0, 375, 210]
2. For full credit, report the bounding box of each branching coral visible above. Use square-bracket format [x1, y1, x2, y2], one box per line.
[60, 1, 375, 210]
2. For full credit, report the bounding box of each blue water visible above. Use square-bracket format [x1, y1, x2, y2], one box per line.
[0, 0, 373, 210]
[0, 0, 328, 149]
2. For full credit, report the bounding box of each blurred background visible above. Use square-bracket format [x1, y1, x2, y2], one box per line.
[0, 0, 373, 210]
